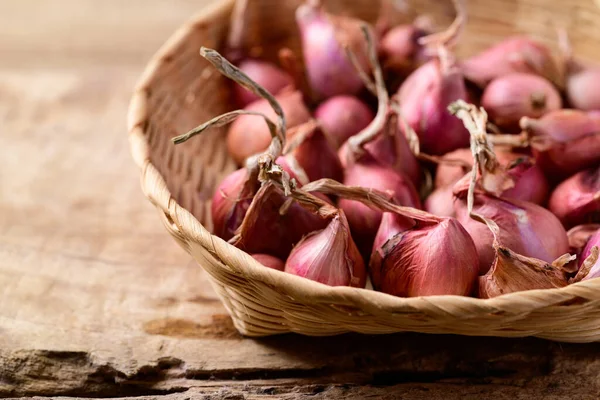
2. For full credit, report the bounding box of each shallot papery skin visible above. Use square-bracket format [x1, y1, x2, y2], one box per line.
[314, 95, 374, 149]
[285, 212, 366, 287]
[339, 161, 421, 259]
[232, 183, 329, 260]
[581, 229, 600, 281]
[296, 0, 370, 99]
[567, 224, 600, 255]
[251, 254, 285, 271]
[521, 109, 600, 179]
[461, 36, 560, 87]
[226, 90, 311, 165]
[397, 58, 470, 155]
[481, 72, 562, 129]
[232, 59, 293, 107]
[454, 186, 570, 275]
[478, 246, 569, 298]
[370, 214, 479, 297]
[548, 167, 600, 228]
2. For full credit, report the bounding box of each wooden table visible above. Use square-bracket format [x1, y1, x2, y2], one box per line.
[1, 1, 599, 398]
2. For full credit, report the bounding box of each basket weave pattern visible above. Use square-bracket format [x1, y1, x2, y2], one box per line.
[129, 0, 600, 342]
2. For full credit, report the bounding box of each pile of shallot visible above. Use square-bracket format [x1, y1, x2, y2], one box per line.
[172, 0, 600, 299]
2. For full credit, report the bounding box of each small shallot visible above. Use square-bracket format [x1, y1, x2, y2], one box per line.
[520, 109, 600, 179]
[379, 17, 432, 75]
[397, 51, 470, 155]
[567, 224, 600, 255]
[461, 36, 561, 88]
[296, 0, 371, 99]
[454, 179, 568, 274]
[501, 156, 549, 206]
[425, 185, 456, 217]
[227, 90, 311, 165]
[285, 210, 366, 287]
[210, 167, 256, 241]
[314, 95, 374, 149]
[232, 60, 293, 107]
[434, 148, 473, 188]
[372, 213, 479, 296]
[548, 166, 600, 228]
[481, 72, 562, 129]
[427, 150, 548, 218]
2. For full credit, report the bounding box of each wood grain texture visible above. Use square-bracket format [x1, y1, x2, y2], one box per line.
[1, 0, 600, 398]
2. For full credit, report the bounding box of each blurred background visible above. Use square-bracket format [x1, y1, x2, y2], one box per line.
[0, 1, 217, 68]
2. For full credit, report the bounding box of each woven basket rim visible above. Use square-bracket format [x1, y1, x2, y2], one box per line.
[127, 0, 600, 318]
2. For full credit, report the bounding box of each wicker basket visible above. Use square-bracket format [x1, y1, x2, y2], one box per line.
[128, 0, 600, 342]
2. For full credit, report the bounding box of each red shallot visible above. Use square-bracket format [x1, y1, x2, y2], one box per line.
[461, 36, 561, 88]
[481, 72, 562, 129]
[548, 166, 600, 228]
[314, 95, 374, 149]
[296, 0, 371, 99]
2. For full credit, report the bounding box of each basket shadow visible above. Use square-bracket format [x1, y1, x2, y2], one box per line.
[253, 331, 600, 384]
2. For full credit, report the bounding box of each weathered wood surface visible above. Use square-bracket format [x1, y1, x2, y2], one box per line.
[1, 1, 600, 399]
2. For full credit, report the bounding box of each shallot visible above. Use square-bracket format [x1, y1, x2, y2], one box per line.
[379, 16, 432, 75]
[227, 90, 311, 165]
[296, 0, 371, 99]
[314, 95, 374, 149]
[481, 72, 562, 129]
[461, 36, 561, 88]
[232, 60, 293, 107]
[520, 109, 600, 179]
[548, 166, 600, 228]
[231, 182, 329, 259]
[285, 210, 366, 287]
[372, 212, 479, 296]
